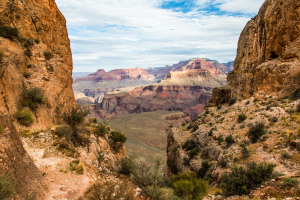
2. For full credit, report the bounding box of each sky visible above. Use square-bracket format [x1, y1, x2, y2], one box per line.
[55, 0, 265, 72]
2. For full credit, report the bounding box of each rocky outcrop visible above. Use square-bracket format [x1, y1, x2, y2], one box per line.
[221, 0, 300, 99]
[100, 86, 213, 119]
[0, 0, 75, 130]
[0, 107, 47, 199]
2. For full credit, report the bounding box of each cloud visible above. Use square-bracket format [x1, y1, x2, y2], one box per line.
[55, 0, 264, 72]
[216, 0, 265, 14]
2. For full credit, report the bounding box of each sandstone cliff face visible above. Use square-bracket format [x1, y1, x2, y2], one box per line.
[0, 0, 75, 130]
[0, 107, 47, 198]
[226, 0, 300, 99]
[100, 86, 212, 119]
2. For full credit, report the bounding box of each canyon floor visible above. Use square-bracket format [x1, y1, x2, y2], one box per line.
[107, 110, 190, 162]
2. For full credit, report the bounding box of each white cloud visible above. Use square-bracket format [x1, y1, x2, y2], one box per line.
[215, 0, 265, 14]
[55, 0, 264, 72]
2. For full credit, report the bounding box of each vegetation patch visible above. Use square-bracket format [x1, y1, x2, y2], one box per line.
[22, 87, 45, 110]
[109, 131, 127, 144]
[220, 161, 275, 196]
[247, 122, 267, 143]
[43, 50, 53, 60]
[16, 109, 34, 126]
[69, 160, 83, 174]
[0, 24, 19, 39]
[237, 113, 247, 123]
[228, 98, 237, 106]
[0, 172, 16, 199]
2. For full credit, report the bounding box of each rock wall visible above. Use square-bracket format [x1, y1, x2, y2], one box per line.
[0, 0, 75, 130]
[0, 107, 47, 199]
[227, 0, 300, 99]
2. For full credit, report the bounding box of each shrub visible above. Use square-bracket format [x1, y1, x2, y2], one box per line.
[16, 109, 34, 126]
[205, 110, 209, 114]
[24, 49, 32, 57]
[172, 172, 208, 200]
[218, 136, 224, 145]
[55, 125, 73, 139]
[0, 127, 4, 133]
[281, 151, 291, 159]
[119, 156, 134, 176]
[208, 128, 214, 136]
[69, 160, 83, 174]
[247, 122, 266, 143]
[241, 146, 250, 158]
[269, 116, 278, 122]
[182, 139, 198, 151]
[34, 38, 40, 44]
[0, 172, 16, 199]
[183, 157, 190, 166]
[245, 100, 250, 105]
[23, 87, 45, 107]
[228, 98, 237, 106]
[281, 178, 300, 188]
[96, 150, 104, 165]
[88, 118, 97, 123]
[84, 180, 135, 200]
[225, 135, 235, 144]
[181, 122, 186, 126]
[237, 113, 247, 123]
[0, 24, 19, 39]
[94, 123, 108, 137]
[187, 124, 193, 130]
[218, 157, 227, 168]
[188, 147, 201, 159]
[43, 50, 53, 60]
[197, 161, 210, 179]
[220, 162, 275, 196]
[290, 88, 300, 100]
[64, 107, 90, 129]
[217, 105, 222, 110]
[286, 108, 296, 114]
[110, 131, 127, 143]
[53, 140, 76, 157]
[23, 72, 32, 78]
[191, 125, 199, 132]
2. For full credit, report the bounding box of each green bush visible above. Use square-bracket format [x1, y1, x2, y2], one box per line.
[69, 160, 83, 174]
[217, 105, 222, 110]
[281, 178, 300, 188]
[247, 122, 267, 143]
[225, 135, 235, 144]
[241, 146, 250, 158]
[53, 140, 76, 157]
[197, 161, 210, 178]
[16, 109, 34, 126]
[290, 88, 300, 100]
[119, 156, 134, 176]
[218, 157, 227, 168]
[182, 139, 198, 151]
[43, 50, 53, 60]
[183, 157, 190, 166]
[237, 113, 247, 123]
[88, 118, 97, 123]
[0, 127, 4, 133]
[281, 151, 291, 159]
[187, 124, 193, 130]
[218, 136, 224, 145]
[208, 128, 214, 136]
[94, 123, 108, 137]
[181, 122, 186, 126]
[188, 147, 200, 159]
[23, 72, 32, 78]
[0, 172, 16, 199]
[0, 24, 19, 39]
[228, 98, 236, 106]
[24, 49, 32, 57]
[64, 107, 90, 128]
[220, 162, 275, 196]
[23, 87, 45, 109]
[172, 172, 208, 200]
[34, 38, 40, 44]
[269, 116, 278, 122]
[191, 125, 199, 132]
[245, 100, 250, 105]
[109, 131, 127, 143]
[84, 180, 135, 200]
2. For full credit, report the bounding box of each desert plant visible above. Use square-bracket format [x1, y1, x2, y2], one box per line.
[16, 109, 34, 126]
[109, 131, 127, 144]
[0, 127, 4, 133]
[225, 135, 235, 144]
[247, 122, 267, 143]
[241, 146, 250, 158]
[0, 172, 16, 199]
[228, 98, 236, 106]
[218, 136, 224, 145]
[220, 162, 275, 196]
[217, 105, 222, 110]
[290, 88, 300, 100]
[55, 125, 73, 140]
[245, 100, 250, 105]
[172, 172, 208, 200]
[281, 178, 300, 188]
[208, 128, 214, 136]
[218, 157, 227, 168]
[186, 124, 193, 130]
[183, 157, 190, 166]
[188, 147, 201, 159]
[53, 140, 76, 157]
[0, 24, 19, 39]
[96, 150, 104, 165]
[191, 125, 199, 132]
[94, 123, 108, 137]
[269, 116, 278, 122]
[281, 151, 291, 159]
[181, 122, 186, 126]
[23, 87, 45, 109]
[34, 38, 40, 44]
[64, 107, 90, 129]
[69, 160, 83, 174]
[24, 49, 32, 57]
[23, 72, 32, 78]
[84, 179, 135, 200]
[43, 50, 53, 60]
[197, 161, 210, 179]
[119, 156, 134, 176]
[182, 139, 199, 151]
[88, 118, 97, 123]
[237, 113, 247, 123]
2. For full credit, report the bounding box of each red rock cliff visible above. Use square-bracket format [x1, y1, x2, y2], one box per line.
[0, 0, 75, 130]
[227, 0, 300, 99]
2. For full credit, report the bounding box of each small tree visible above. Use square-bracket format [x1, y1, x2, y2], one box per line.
[109, 131, 127, 144]
[64, 107, 90, 129]
[247, 122, 266, 143]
